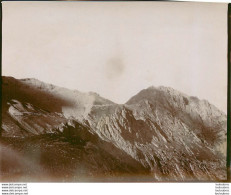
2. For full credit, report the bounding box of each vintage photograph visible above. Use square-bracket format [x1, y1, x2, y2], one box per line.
[0, 1, 228, 182]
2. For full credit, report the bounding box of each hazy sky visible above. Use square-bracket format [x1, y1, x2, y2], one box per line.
[2, 2, 227, 112]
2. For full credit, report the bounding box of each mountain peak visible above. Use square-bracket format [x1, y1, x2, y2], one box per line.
[126, 85, 185, 105]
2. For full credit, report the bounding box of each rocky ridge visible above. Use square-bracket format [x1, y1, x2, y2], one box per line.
[0, 76, 227, 181]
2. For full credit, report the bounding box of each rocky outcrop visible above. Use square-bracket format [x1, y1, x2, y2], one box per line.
[86, 87, 226, 181]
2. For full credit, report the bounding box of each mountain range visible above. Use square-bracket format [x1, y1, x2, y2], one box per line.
[0, 76, 227, 182]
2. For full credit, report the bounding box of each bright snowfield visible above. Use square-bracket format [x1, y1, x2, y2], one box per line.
[0, 76, 227, 182]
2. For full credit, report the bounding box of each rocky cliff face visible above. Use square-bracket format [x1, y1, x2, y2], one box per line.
[0, 76, 227, 181]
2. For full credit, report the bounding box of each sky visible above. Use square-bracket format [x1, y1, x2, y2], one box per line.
[2, 1, 227, 112]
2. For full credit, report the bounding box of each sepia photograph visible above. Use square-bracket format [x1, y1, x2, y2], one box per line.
[0, 1, 228, 182]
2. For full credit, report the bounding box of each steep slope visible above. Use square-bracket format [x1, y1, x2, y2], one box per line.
[127, 86, 226, 155]
[1, 76, 147, 181]
[1, 121, 149, 182]
[84, 86, 227, 181]
[1, 77, 227, 181]
[1, 76, 114, 137]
